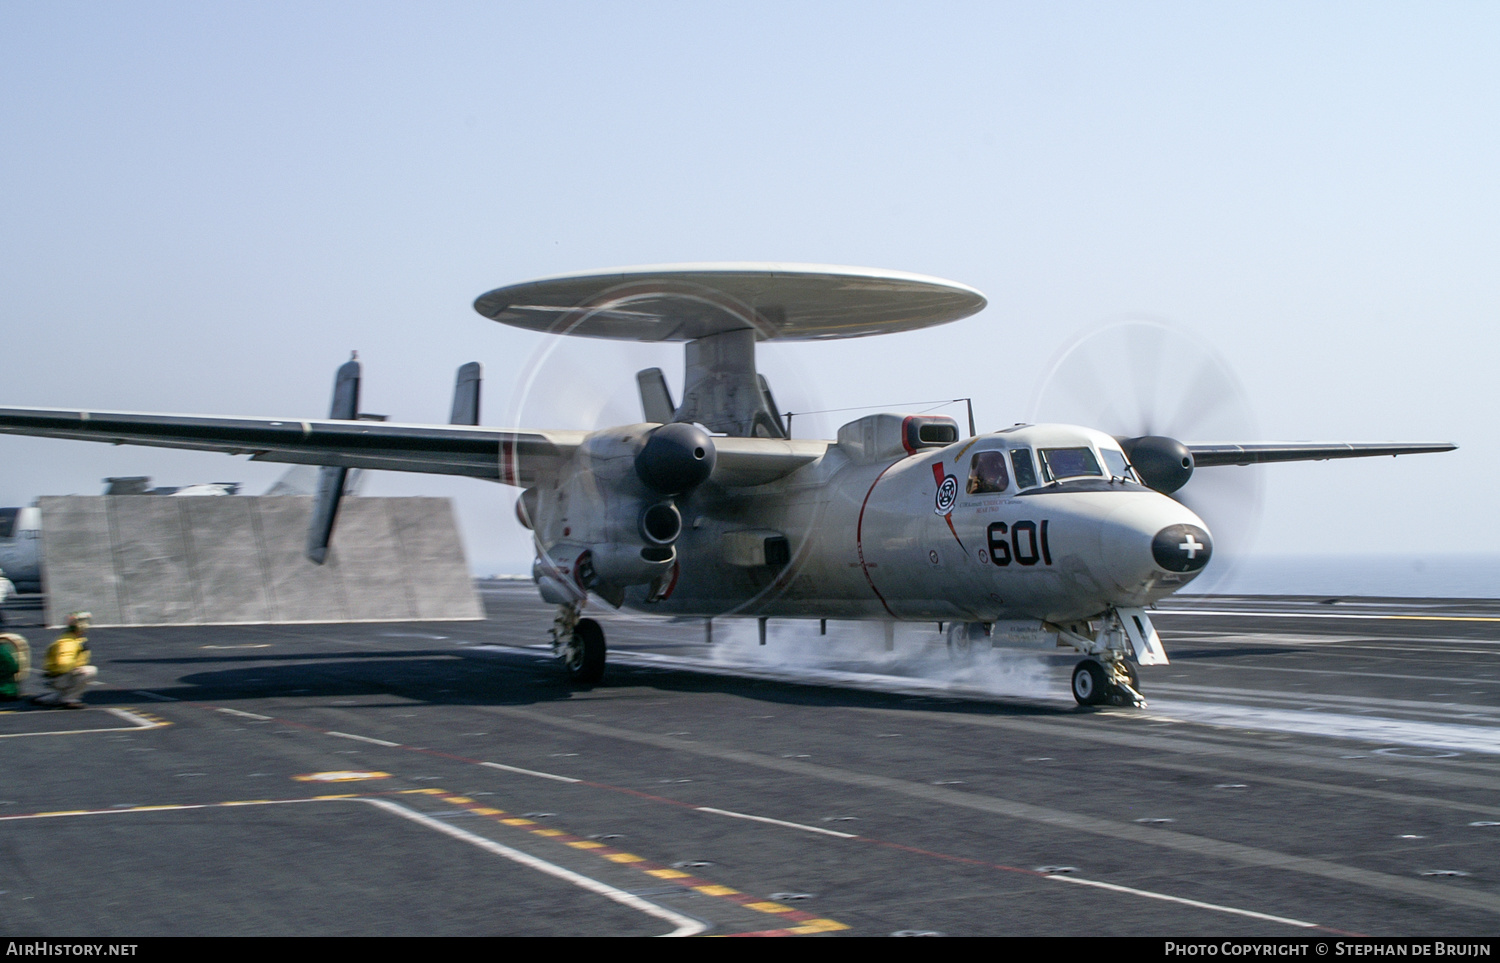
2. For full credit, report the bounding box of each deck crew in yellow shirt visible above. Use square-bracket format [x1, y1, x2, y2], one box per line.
[35, 612, 95, 709]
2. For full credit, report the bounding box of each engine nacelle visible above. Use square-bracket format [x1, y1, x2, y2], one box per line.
[1119, 435, 1194, 494]
[635, 422, 716, 495]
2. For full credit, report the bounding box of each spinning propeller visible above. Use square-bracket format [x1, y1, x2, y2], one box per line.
[1028, 318, 1265, 587]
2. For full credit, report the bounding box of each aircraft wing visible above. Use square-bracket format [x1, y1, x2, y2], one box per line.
[0, 406, 586, 486]
[1189, 441, 1457, 467]
[711, 437, 829, 486]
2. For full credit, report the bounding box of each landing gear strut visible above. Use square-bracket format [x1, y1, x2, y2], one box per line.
[552, 604, 606, 684]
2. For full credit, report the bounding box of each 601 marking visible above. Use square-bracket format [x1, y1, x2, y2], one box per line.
[986, 520, 1052, 566]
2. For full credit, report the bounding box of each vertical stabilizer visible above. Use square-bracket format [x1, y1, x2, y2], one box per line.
[450, 362, 482, 426]
[636, 367, 675, 424]
[306, 355, 360, 564]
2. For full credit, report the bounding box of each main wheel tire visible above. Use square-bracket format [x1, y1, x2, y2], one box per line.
[946, 622, 982, 662]
[565, 618, 606, 684]
[1072, 659, 1107, 706]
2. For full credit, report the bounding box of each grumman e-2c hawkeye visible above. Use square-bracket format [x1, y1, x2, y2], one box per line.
[0, 265, 1455, 707]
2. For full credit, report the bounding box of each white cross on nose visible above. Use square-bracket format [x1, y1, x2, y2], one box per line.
[1179, 533, 1204, 559]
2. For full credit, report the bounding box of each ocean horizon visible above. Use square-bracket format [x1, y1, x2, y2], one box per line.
[1178, 553, 1500, 599]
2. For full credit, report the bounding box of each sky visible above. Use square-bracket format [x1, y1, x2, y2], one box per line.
[2, 2, 1496, 581]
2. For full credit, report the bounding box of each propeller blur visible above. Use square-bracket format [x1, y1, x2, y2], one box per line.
[0, 264, 1456, 707]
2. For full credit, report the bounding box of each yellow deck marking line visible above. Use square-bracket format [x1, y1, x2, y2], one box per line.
[433, 793, 849, 934]
[1047, 874, 1317, 928]
[359, 798, 704, 937]
[0, 778, 717, 942]
[480, 760, 581, 783]
[789, 919, 848, 934]
[694, 806, 859, 839]
[744, 901, 794, 914]
[293, 771, 390, 782]
[328, 731, 401, 748]
[0, 798, 326, 821]
[0, 706, 167, 739]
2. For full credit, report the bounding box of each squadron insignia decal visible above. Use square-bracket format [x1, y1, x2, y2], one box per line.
[932, 463, 958, 515]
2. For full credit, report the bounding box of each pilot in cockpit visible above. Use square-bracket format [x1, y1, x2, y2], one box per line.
[966, 450, 1010, 494]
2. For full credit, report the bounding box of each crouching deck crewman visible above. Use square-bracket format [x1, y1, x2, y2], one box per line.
[34, 612, 95, 709]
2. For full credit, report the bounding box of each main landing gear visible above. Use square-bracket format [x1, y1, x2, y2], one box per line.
[552, 604, 606, 684]
[1071, 657, 1142, 708]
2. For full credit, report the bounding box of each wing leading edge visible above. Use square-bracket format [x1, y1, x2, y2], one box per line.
[1188, 442, 1456, 467]
[0, 406, 584, 487]
[0, 406, 828, 488]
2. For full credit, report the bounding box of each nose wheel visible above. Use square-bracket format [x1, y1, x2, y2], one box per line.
[1072, 658, 1144, 708]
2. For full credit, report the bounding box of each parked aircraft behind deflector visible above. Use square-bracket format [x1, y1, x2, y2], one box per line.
[0, 264, 1455, 707]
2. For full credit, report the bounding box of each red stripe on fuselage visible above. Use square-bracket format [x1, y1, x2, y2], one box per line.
[856, 461, 901, 619]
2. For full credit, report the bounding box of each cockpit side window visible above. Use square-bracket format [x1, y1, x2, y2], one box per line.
[966, 451, 1010, 494]
[1039, 447, 1103, 482]
[1100, 448, 1137, 482]
[1009, 449, 1039, 489]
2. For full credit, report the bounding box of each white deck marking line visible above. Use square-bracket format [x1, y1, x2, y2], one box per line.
[328, 731, 401, 748]
[1150, 681, 1500, 718]
[694, 806, 858, 839]
[1145, 701, 1500, 756]
[1047, 874, 1317, 928]
[216, 707, 273, 721]
[480, 761, 581, 784]
[108, 708, 161, 727]
[0, 707, 164, 739]
[360, 798, 704, 937]
[132, 690, 179, 701]
[1166, 662, 1500, 686]
[487, 705, 1500, 915]
[1157, 609, 1500, 623]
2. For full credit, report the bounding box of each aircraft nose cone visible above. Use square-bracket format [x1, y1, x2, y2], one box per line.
[1152, 523, 1212, 573]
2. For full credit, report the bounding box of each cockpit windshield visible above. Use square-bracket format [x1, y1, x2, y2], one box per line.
[1100, 448, 1138, 483]
[1038, 447, 1104, 482]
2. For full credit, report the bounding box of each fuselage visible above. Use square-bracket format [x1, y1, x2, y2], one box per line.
[0, 506, 41, 593]
[532, 421, 1212, 625]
